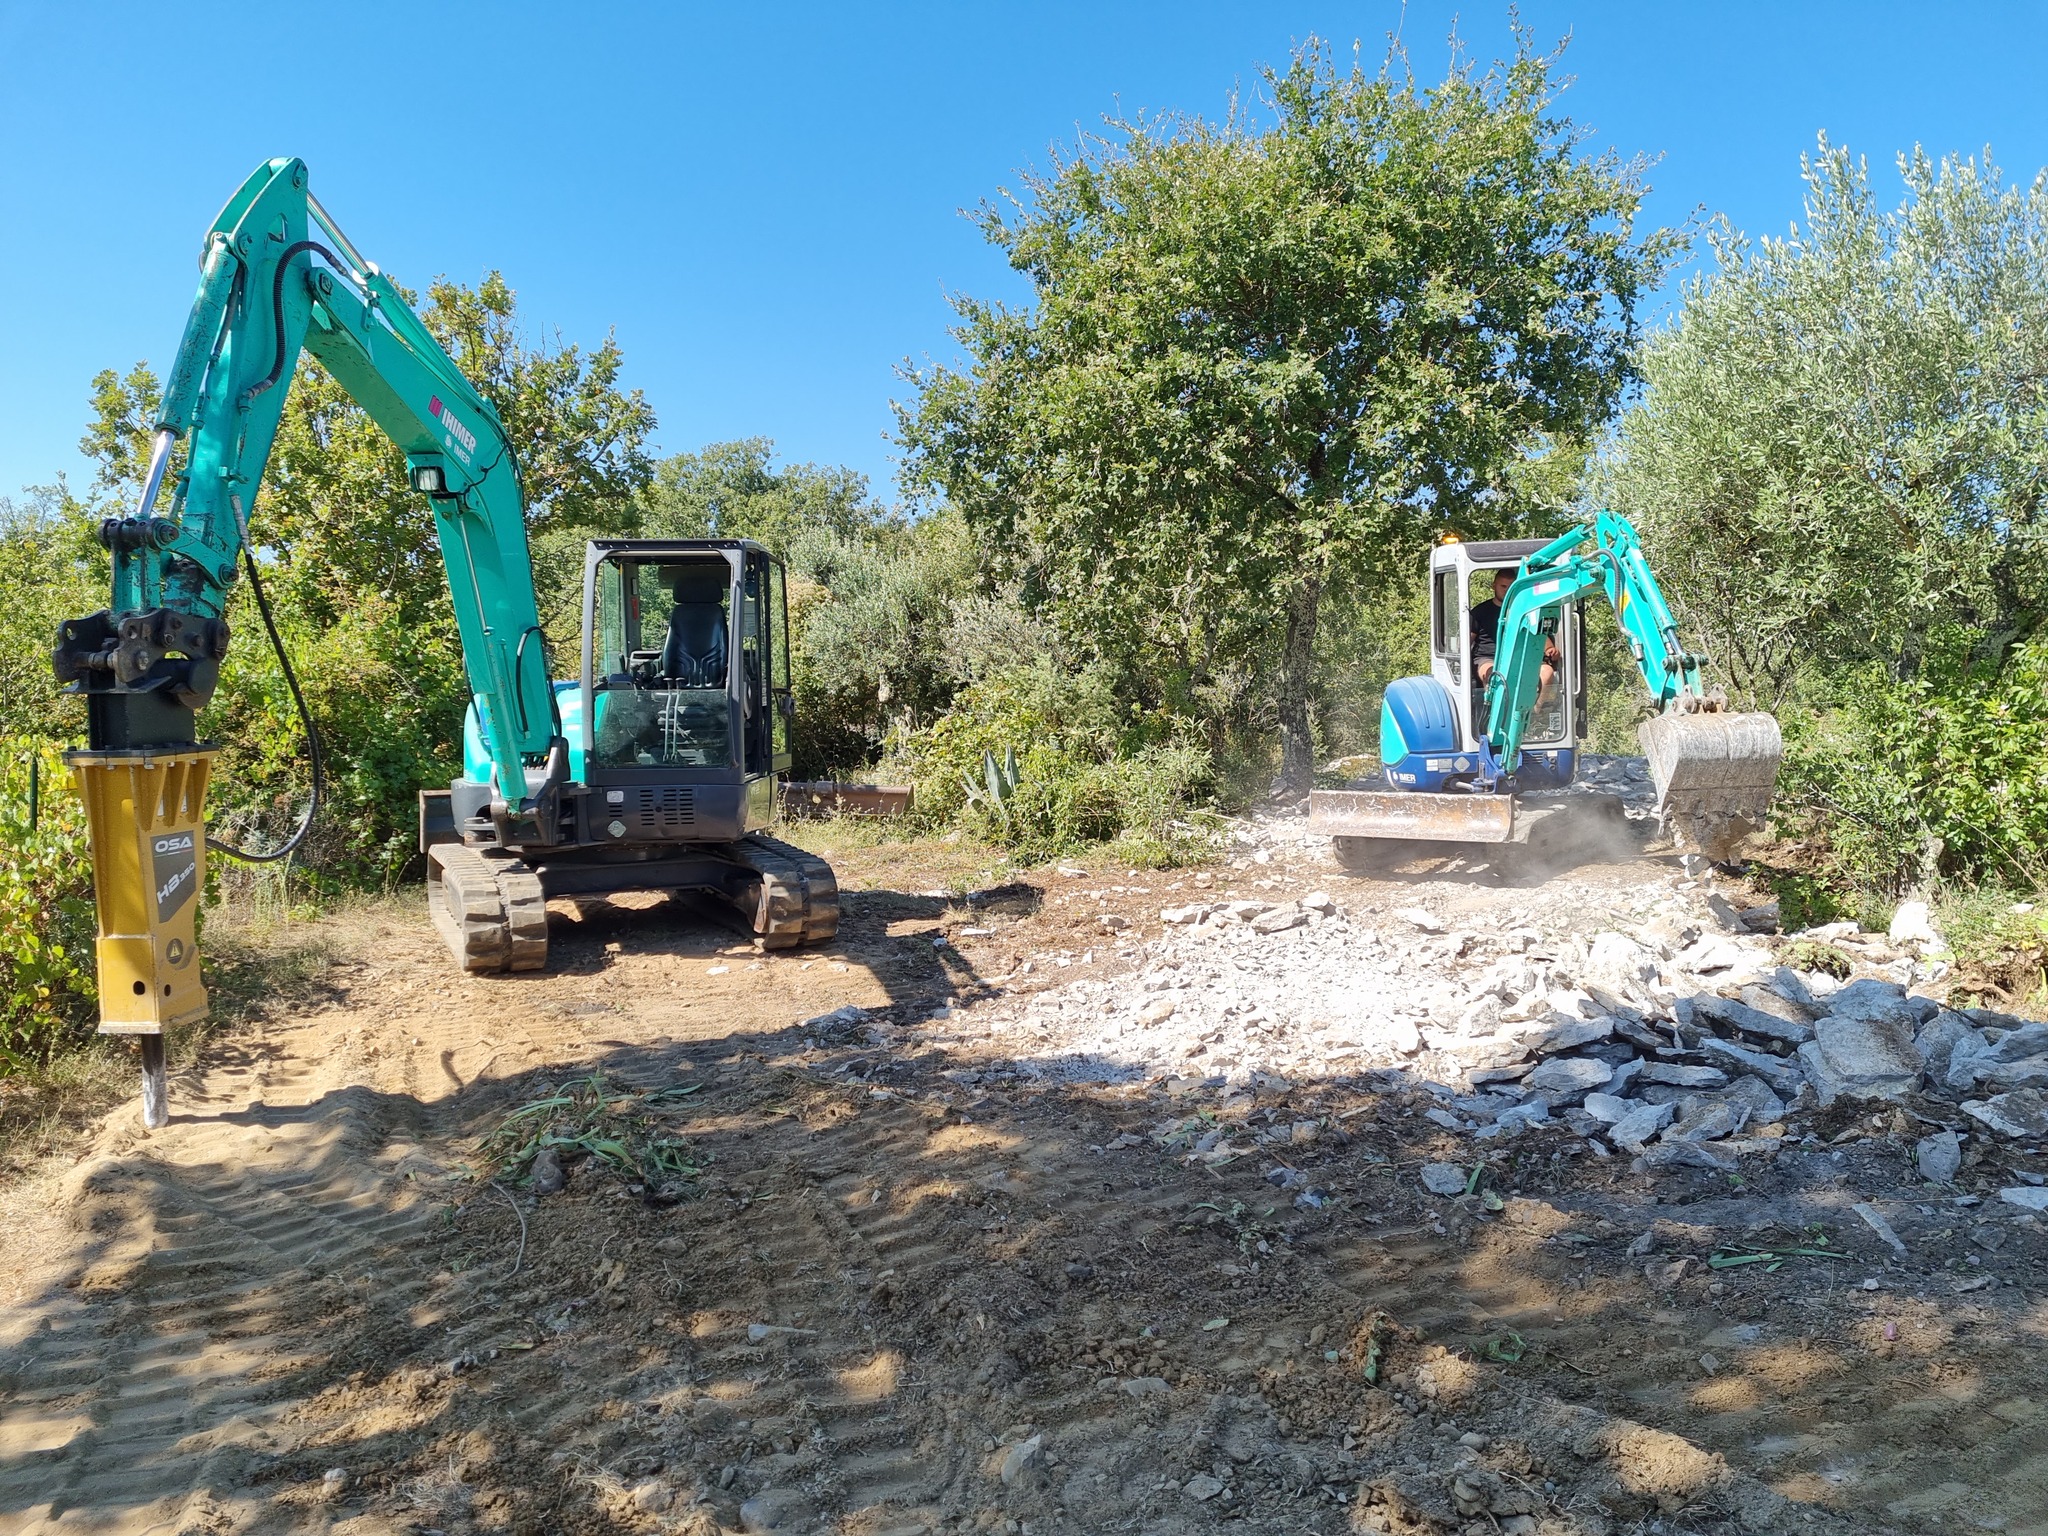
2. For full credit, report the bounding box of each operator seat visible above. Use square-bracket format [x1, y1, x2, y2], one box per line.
[659, 568, 729, 687]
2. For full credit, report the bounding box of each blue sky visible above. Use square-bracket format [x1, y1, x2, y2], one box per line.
[5, 2, 2048, 508]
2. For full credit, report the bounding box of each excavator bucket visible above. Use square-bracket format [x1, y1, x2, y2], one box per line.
[1638, 709, 1783, 862]
[1307, 788, 1517, 844]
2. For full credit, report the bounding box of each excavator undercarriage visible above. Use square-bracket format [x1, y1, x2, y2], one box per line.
[424, 833, 839, 974]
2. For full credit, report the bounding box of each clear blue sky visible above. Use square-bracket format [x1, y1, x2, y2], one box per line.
[5, 2, 2048, 508]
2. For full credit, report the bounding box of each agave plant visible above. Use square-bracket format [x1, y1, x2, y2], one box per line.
[960, 746, 1022, 828]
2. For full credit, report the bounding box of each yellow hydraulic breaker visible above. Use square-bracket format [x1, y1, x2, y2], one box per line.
[67, 746, 216, 1127]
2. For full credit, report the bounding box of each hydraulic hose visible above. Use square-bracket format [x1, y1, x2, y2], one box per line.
[239, 240, 342, 408]
[206, 495, 323, 863]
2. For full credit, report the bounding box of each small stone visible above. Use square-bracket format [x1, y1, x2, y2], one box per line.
[1458, 1430, 1490, 1449]
[1523, 1017, 1614, 1055]
[999, 1434, 1045, 1486]
[1226, 900, 1272, 922]
[1826, 979, 1920, 1030]
[1962, 1089, 2048, 1139]
[1722, 1074, 1788, 1125]
[1252, 908, 1307, 935]
[1420, 1162, 1470, 1196]
[1664, 1101, 1742, 1143]
[1697, 1036, 1804, 1095]
[1889, 900, 1941, 947]
[1521, 1057, 1613, 1098]
[1064, 1261, 1095, 1283]
[1120, 1376, 1172, 1397]
[630, 1480, 674, 1514]
[1698, 1352, 1721, 1374]
[1916, 1130, 1963, 1184]
[1385, 1018, 1425, 1056]
[1161, 904, 1210, 925]
[1610, 1100, 1677, 1152]
[1695, 993, 1812, 1045]
[1803, 1015, 1922, 1101]
[1099, 913, 1131, 931]
[1640, 1138, 1740, 1171]
[529, 1146, 566, 1195]
[1183, 1474, 1227, 1502]
[1299, 890, 1337, 914]
[739, 1487, 816, 1532]
[1915, 1010, 1987, 1081]
[1500, 1518, 1540, 1536]
[1986, 1021, 2048, 1063]
[1636, 1062, 1729, 1089]
[320, 1468, 348, 1500]
[1849, 1200, 1908, 1254]
[1137, 998, 1177, 1027]
[747, 1323, 813, 1343]
[1581, 1091, 1632, 1125]
[1998, 1187, 2048, 1212]
[1398, 906, 1446, 934]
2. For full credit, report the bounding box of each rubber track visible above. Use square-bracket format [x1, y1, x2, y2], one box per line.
[426, 843, 548, 974]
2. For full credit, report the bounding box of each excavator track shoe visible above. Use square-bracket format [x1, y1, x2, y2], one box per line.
[427, 843, 549, 974]
[1638, 709, 1783, 862]
[743, 833, 841, 948]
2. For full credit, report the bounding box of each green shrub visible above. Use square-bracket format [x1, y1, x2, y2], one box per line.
[885, 662, 1220, 863]
[1775, 630, 2048, 897]
[0, 743, 98, 1072]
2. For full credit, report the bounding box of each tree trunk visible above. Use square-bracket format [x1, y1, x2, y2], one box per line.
[1276, 570, 1323, 794]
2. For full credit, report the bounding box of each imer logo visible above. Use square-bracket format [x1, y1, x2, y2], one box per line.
[429, 395, 476, 464]
[153, 830, 198, 923]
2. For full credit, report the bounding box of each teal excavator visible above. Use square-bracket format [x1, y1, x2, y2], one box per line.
[1309, 511, 1782, 867]
[53, 159, 836, 1126]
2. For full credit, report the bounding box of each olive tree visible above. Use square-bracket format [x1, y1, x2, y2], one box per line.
[897, 33, 1673, 786]
[1601, 139, 2048, 703]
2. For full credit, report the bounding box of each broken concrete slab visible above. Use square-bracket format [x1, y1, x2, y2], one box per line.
[1805, 1014, 1922, 1101]
[1694, 992, 1813, 1046]
[1962, 1089, 2048, 1140]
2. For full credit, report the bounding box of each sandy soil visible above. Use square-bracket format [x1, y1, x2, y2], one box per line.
[2, 823, 2045, 1536]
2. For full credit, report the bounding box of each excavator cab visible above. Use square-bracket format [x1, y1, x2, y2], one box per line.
[424, 536, 835, 974]
[1422, 538, 1585, 793]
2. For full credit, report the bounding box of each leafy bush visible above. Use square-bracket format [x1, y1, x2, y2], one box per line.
[1774, 630, 2048, 896]
[0, 743, 98, 1072]
[886, 662, 1219, 863]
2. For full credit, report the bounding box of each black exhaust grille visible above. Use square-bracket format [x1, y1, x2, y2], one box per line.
[634, 787, 696, 832]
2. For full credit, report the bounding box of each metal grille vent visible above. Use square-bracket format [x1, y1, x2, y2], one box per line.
[635, 787, 696, 830]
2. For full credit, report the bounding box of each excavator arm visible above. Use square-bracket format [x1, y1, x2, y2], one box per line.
[55, 157, 560, 819]
[1480, 510, 1705, 776]
[51, 159, 566, 1117]
[1479, 509, 1782, 848]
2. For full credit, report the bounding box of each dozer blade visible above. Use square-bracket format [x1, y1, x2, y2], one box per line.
[1307, 788, 1517, 844]
[1637, 709, 1783, 862]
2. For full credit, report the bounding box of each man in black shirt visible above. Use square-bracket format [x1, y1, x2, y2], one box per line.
[1471, 568, 1560, 690]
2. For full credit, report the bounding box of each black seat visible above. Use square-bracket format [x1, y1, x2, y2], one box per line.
[659, 571, 728, 687]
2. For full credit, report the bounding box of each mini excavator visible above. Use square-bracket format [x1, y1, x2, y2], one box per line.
[1309, 511, 1783, 869]
[53, 159, 836, 1126]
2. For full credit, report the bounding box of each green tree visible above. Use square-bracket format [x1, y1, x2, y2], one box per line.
[78, 275, 657, 879]
[897, 32, 1675, 787]
[638, 438, 898, 555]
[1601, 139, 2048, 703]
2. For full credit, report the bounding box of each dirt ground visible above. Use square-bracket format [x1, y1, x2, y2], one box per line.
[3, 821, 2046, 1536]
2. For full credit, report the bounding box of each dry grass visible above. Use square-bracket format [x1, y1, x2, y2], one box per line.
[0, 887, 410, 1185]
